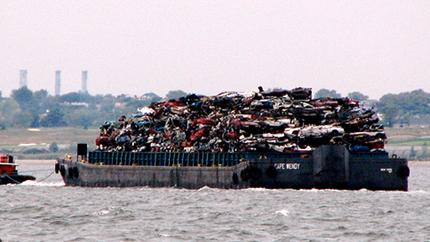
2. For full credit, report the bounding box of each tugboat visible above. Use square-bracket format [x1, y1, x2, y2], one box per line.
[0, 154, 36, 184]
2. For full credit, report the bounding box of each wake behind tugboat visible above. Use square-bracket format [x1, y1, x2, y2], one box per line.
[55, 87, 409, 190]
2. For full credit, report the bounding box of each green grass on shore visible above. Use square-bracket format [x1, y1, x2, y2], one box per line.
[385, 126, 430, 146]
[0, 127, 99, 146]
[387, 138, 430, 146]
[0, 127, 99, 159]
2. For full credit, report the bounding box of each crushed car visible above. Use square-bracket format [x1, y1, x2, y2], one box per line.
[95, 87, 387, 153]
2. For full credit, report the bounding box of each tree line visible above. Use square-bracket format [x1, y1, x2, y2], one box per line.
[1, 86, 429, 129]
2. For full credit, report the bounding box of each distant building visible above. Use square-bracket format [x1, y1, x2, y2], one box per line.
[81, 70, 88, 93]
[19, 70, 27, 88]
[55, 70, 61, 96]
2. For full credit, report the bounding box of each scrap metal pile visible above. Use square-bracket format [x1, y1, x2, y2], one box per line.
[96, 87, 386, 153]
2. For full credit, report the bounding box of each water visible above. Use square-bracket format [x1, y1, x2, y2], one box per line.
[1, 161, 429, 242]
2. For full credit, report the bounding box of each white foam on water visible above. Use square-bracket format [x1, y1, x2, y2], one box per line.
[96, 210, 110, 216]
[19, 180, 65, 186]
[407, 189, 429, 195]
[246, 187, 268, 191]
[197, 186, 214, 191]
[275, 209, 290, 217]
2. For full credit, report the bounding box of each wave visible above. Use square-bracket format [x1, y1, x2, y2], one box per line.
[19, 180, 65, 186]
[406, 189, 429, 194]
[275, 209, 290, 217]
[197, 186, 216, 191]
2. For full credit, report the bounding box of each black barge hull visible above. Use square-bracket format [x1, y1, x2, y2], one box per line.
[0, 174, 36, 185]
[56, 145, 409, 191]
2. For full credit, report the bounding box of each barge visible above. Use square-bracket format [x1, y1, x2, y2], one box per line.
[55, 87, 409, 190]
[56, 144, 409, 190]
[1, 155, 36, 185]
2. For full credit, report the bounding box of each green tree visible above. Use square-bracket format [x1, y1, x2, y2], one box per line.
[125, 93, 162, 111]
[409, 146, 416, 160]
[60, 92, 94, 103]
[30, 112, 40, 128]
[347, 92, 369, 102]
[378, 89, 430, 126]
[379, 105, 399, 127]
[34, 89, 48, 101]
[0, 99, 20, 128]
[40, 108, 67, 127]
[49, 142, 59, 152]
[13, 110, 33, 127]
[65, 108, 98, 128]
[418, 142, 428, 161]
[314, 89, 341, 99]
[11, 86, 34, 111]
[166, 90, 188, 100]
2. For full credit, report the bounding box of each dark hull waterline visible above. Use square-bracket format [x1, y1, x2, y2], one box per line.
[56, 145, 409, 191]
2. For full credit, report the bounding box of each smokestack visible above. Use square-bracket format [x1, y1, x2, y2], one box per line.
[19, 70, 27, 88]
[55, 70, 61, 96]
[81, 70, 88, 93]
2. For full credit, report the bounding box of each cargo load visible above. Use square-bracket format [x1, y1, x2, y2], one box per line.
[96, 87, 384, 153]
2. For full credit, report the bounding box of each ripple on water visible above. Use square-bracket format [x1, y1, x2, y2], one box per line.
[0, 161, 429, 241]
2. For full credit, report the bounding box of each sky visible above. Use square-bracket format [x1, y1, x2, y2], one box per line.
[1, 1, 429, 100]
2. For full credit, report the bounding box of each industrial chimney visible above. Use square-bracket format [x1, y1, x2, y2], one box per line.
[55, 70, 61, 96]
[19, 70, 27, 88]
[81, 70, 88, 93]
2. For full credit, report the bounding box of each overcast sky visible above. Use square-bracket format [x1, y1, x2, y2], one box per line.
[1, 1, 429, 99]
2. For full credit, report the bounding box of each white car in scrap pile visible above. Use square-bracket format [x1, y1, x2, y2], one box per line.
[299, 125, 344, 138]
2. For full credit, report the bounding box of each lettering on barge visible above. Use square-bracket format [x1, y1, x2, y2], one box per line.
[274, 163, 300, 170]
[380, 168, 393, 173]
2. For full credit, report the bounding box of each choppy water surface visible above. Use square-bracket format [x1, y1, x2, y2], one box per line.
[1, 161, 429, 242]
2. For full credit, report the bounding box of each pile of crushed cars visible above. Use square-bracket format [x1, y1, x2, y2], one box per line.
[96, 87, 386, 153]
